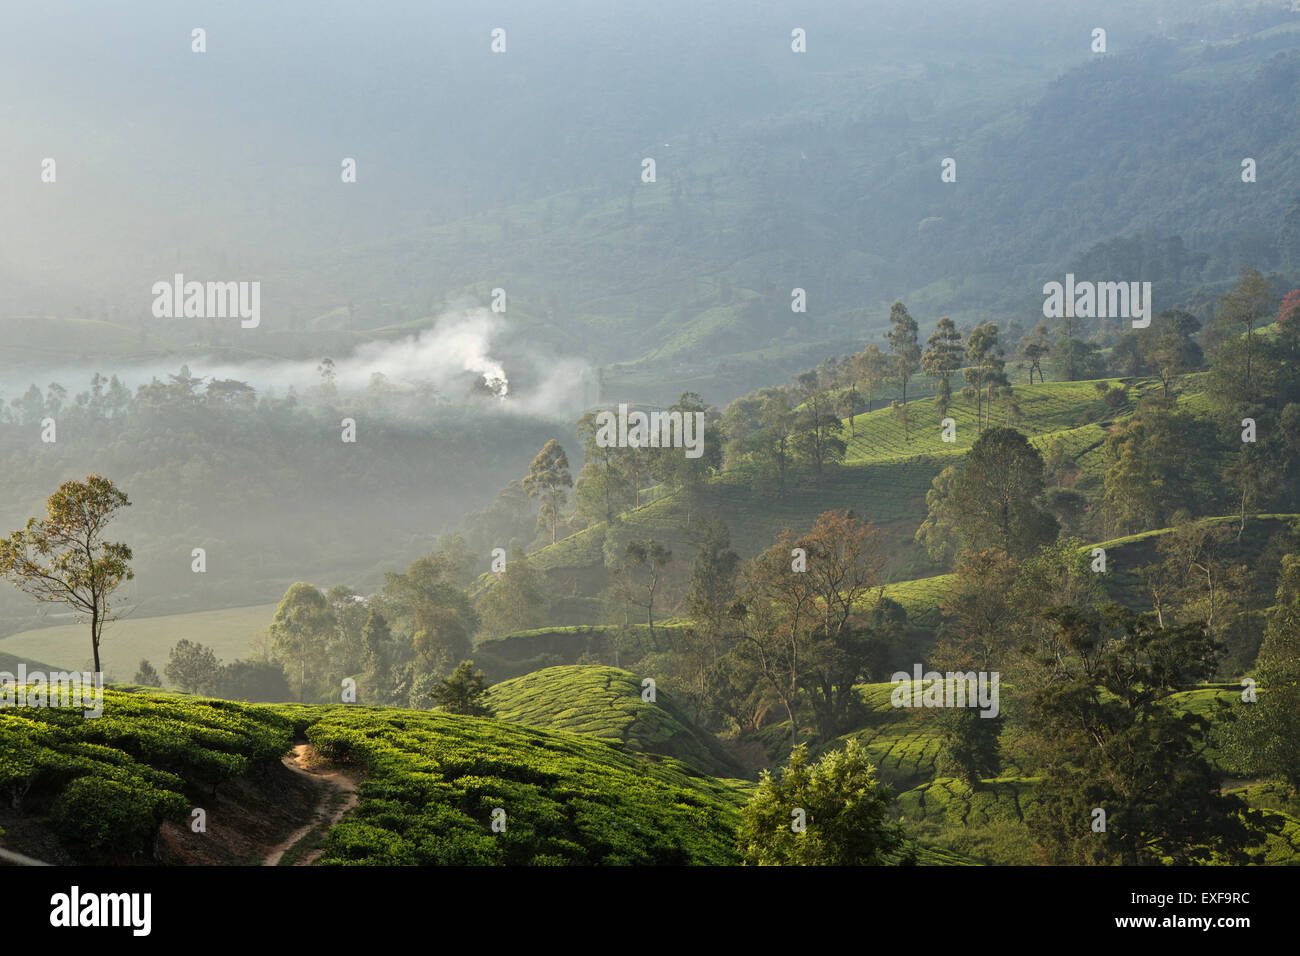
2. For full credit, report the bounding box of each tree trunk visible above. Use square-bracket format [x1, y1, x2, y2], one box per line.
[91, 602, 101, 675]
[646, 583, 656, 643]
[902, 379, 908, 440]
[1239, 484, 1248, 541]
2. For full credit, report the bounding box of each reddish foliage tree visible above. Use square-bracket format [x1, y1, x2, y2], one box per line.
[1276, 289, 1300, 328]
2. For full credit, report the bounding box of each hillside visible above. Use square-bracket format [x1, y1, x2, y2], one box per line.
[527, 374, 1162, 591]
[485, 665, 743, 778]
[753, 680, 1300, 865]
[0, 687, 749, 866]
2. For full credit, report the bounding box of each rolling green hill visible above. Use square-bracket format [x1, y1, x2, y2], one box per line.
[525, 375, 1161, 598]
[2, 677, 1292, 865]
[301, 704, 746, 865]
[485, 665, 743, 778]
[0, 687, 748, 866]
[0, 688, 293, 863]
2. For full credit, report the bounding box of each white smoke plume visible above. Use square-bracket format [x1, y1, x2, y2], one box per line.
[329, 307, 513, 397]
[0, 308, 591, 420]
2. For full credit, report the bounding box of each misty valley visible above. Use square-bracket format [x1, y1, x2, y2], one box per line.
[0, 4, 1298, 930]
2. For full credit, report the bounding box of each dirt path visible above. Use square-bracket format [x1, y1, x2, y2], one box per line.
[261, 743, 359, 867]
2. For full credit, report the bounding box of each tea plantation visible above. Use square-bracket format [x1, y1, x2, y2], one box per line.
[0, 688, 294, 861]
[485, 664, 743, 777]
[0, 688, 751, 866]
[300, 705, 747, 865]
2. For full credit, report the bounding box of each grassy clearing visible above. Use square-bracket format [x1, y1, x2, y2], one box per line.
[0, 604, 276, 681]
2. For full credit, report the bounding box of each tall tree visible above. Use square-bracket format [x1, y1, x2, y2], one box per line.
[575, 410, 634, 526]
[1229, 554, 1300, 792]
[964, 321, 1007, 432]
[936, 548, 1019, 672]
[623, 539, 672, 641]
[523, 439, 573, 544]
[792, 372, 847, 476]
[0, 475, 133, 675]
[165, 639, 221, 694]
[360, 606, 399, 705]
[948, 427, 1057, 559]
[922, 316, 965, 418]
[270, 582, 336, 702]
[1150, 310, 1203, 395]
[383, 553, 478, 678]
[476, 550, 548, 639]
[686, 517, 740, 652]
[133, 659, 162, 688]
[431, 660, 494, 716]
[836, 384, 867, 438]
[886, 302, 921, 441]
[1214, 267, 1274, 403]
[1100, 403, 1214, 535]
[853, 344, 889, 414]
[1022, 606, 1257, 865]
[735, 511, 886, 743]
[724, 388, 797, 494]
[914, 464, 963, 565]
[652, 392, 724, 527]
[1018, 323, 1051, 385]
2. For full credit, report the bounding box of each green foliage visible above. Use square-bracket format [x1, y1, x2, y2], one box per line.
[486, 664, 739, 776]
[1021, 606, 1260, 865]
[737, 739, 913, 865]
[382, 553, 479, 681]
[886, 302, 922, 440]
[0, 474, 133, 674]
[431, 660, 493, 716]
[0, 688, 293, 862]
[165, 639, 220, 694]
[1227, 554, 1300, 792]
[928, 427, 1057, 560]
[476, 550, 548, 640]
[1102, 401, 1220, 534]
[50, 776, 187, 861]
[270, 583, 335, 702]
[305, 706, 744, 865]
[210, 659, 293, 703]
[922, 317, 964, 418]
[524, 439, 573, 545]
[932, 707, 1001, 786]
[133, 659, 161, 687]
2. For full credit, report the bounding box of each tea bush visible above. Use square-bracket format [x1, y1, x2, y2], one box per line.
[301, 706, 745, 865]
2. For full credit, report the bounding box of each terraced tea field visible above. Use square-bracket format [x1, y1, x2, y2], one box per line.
[486, 664, 742, 776]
